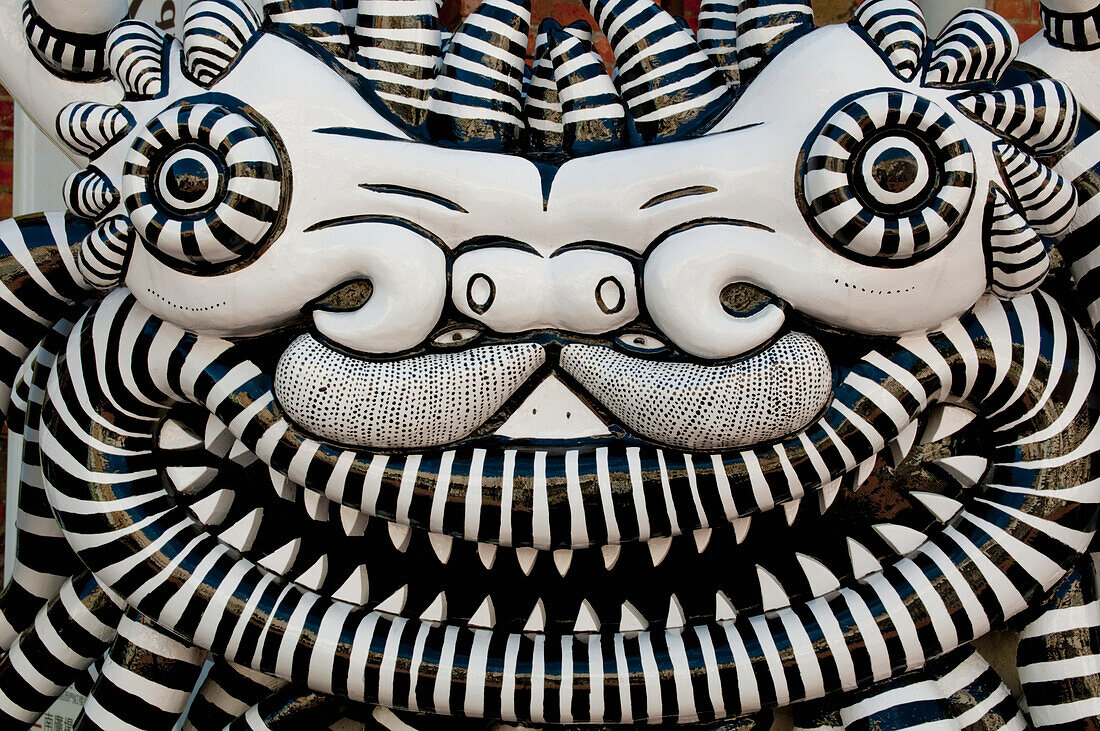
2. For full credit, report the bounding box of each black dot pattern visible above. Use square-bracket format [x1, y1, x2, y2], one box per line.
[560, 333, 831, 450]
[275, 335, 545, 448]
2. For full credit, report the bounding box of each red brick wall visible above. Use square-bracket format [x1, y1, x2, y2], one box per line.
[990, 0, 1043, 40]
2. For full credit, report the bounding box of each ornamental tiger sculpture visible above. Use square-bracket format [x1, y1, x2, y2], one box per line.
[0, 0, 1097, 728]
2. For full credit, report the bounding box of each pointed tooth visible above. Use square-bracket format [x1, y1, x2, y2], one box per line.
[388, 522, 412, 553]
[931, 456, 988, 488]
[269, 467, 296, 501]
[516, 547, 539, 576]
[619, 600, 648, 634]
[477, 543, 497, 570]
[783, 498, 802, 526]
[228, 440, 257, 466]
[166, 465, 218, 496]
[756, 565, 790, 611]
[715, 591, 737, 622]
[733, 517, 752, 544]
[693, 528, 712, 553]
[873, 523, 927, 555]
[469, 596, 496, 628]
[219, 508, 262, 553]
[666, 595, 686, 630]
[921, 405, 977, 445]
[420, 592, 447, 623]
[258, 538, 301, 574]
[887, 421, 920, 467]
[429, 533, 454, 564]
[523, 600, 547, 633]
[818, 478, 841, 514]
[339, 504, 369, 537]
[332, 565, 369, 605]
[601, 544, 621, 570]
[296, 555, 328, 591]
[796, 553, 841, 596]
[911, 491, 964, 523]
[553, 549, 573, 577]
[158, 419, 202, 451]
[648, 536, 673, 567]
[573, 599, 601, 633]
[375, 585, 409, 616]
[204, 414, 234, 457]
[853, 458, 876, 491]
[188, 489, 234, 526]
[847, 538, 883, 579]
[304, 491, 332, 521]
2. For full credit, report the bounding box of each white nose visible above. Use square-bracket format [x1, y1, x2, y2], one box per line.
[451, 246, 639, 333]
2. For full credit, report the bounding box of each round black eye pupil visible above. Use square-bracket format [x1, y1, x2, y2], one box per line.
[165, 156, 211, 203]
[871, 147, 920, 194]
[452, 332, 463, 342]
[633, 337, 646, 345]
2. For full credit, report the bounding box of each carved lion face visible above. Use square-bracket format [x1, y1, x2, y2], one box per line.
[1, 0, 1096, 728]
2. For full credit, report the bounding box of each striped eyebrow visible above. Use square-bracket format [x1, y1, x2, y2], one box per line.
[640, 185, 718, 210]
[360, 183, 468, 213]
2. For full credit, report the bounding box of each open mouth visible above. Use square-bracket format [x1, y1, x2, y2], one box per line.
[39, 289, 1099, 725]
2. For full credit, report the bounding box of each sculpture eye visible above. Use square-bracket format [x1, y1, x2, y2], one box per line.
[122, 101, 286, 271]
[800, 90, 975, 263]
[616, 332, 668, 354]
[432, 327, 482, 347]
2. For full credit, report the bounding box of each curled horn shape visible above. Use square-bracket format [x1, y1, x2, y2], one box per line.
[546, 25, 625, 157]
[36, 287, 1100, 722]
[524, 19, 565, 156]
[264, 0, 353, 60]
[21, 0, 128, 80]
[582, 0, 733, 143]
[355, 0, 443, 127]
[182, 0, 262, 87]
[426, 0, 531, 151]
[697, 0, 740, 84]
[733, 0, 814, 84]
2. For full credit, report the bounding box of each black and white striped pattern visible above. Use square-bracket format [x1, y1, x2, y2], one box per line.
[697, 0, 739, 84]
[793, 647, 1027, 730]
[426, 0, 529, 151]
[524, 22, 563, 156]
[731, 0, 814, 84]
[265, 0, 353, 60]
[184, 660, 287, 730]
[1040, 0, 1100, 50]
[802, 90, 975, 261]
[986, 186, 1049, 298]
[55, 102, 132, 158]
[62, 168, 118, 220]
[924, 8, 1018, 87]
[1017, 558, 1100, 728]
[955, 78, 1080, 156]
[106, 20, 167, 100]
[77, 609, 207, 730]
[355, 0, 442, 127]
[225, 686, 347, 729]
[584, 0, 731, 143]
[547, 27, 624, 157]
[0, 212, 93, 415]
[996, 141, 1078, 236]
[851, 0, 927, 81]
[1059, 107, 1100, 332]
[182, 0, 262, 87]
[122, 102, 284, 268]
[33, 287, 1100, 723]
[0, 318, 80, 652]
[77, 216, 133, 291]
[0, 571, 123, 727]
[20, 0, 113, 80]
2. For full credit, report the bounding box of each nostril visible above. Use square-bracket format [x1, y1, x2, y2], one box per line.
[596, 276, 626, 315]
[467, 274, 495, 314]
